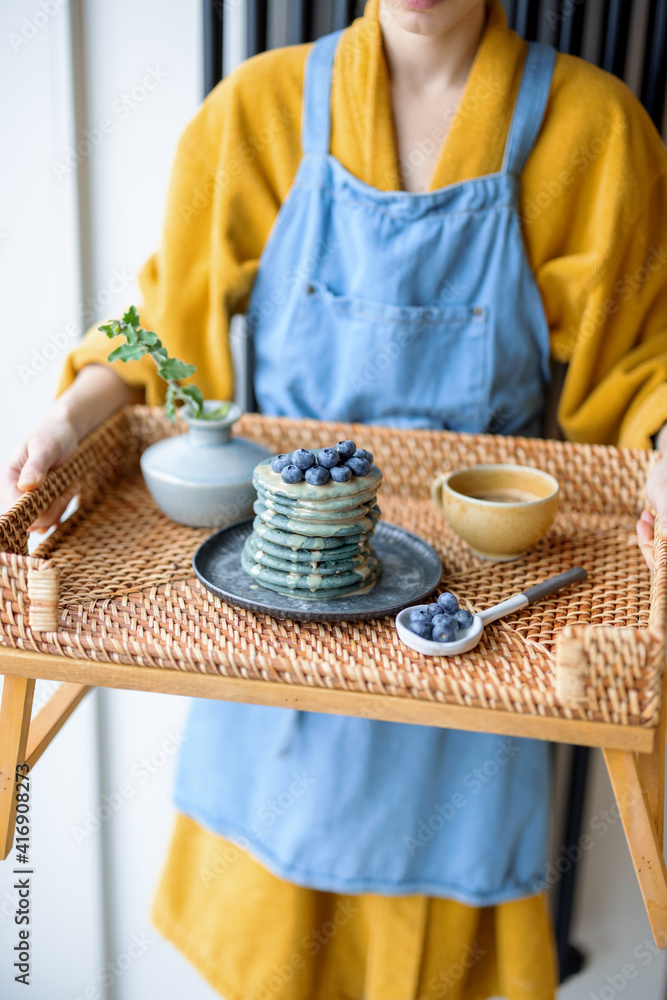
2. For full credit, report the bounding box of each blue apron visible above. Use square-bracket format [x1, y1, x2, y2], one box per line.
[174, 33, 556, 905]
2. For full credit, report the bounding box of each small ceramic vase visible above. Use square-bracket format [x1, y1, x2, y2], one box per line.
[140, 401, 272, 528]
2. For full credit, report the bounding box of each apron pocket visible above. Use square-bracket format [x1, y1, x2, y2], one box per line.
[285, 281, 489, 430]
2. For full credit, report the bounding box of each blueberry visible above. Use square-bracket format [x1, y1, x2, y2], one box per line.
[330, 465, 352, 483]
[427, 603, 441, 617]
[431, 608, 459, 628]
[437, 592, 459, 615]
[410, 608, 433, 624]
[409, 620, 433, 639]
[354, 448, 373, 464]
[455, 609, 474, 629]
[305, 465, 331, 486]
[345, 456, 370, 477]
[292, 448, 316, 470]
[271, 453, 292, 473]
[336, 440, 356, 460]
[281, 464, 304, 484]
[317, 447, 339, 469]
[432, 619, 457, 643]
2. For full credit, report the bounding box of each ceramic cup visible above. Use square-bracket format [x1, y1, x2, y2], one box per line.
[431, 463, 560, 561]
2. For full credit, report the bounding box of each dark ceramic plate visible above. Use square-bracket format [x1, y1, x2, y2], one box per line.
[192, 518, 442, 622]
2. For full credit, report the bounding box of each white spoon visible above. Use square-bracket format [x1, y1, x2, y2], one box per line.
[395, 567, 588, 656]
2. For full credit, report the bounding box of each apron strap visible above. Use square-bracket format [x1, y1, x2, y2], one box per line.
[302, 29, 344, 156]
[502, 42, 556, 176]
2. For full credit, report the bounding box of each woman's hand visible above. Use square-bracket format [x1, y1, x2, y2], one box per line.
[637, 426, 667, 571]
[0, 416, 80, 533]
[0, 364, 144, 534]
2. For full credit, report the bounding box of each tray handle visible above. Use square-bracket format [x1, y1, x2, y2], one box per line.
[0, 552, 60, 636]
[650, 527, 667, 638]
[555, 631, 589, 707]
[0, 408, 137, 556]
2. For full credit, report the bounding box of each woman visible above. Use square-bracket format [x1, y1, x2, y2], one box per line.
[3, 1, 667, 997]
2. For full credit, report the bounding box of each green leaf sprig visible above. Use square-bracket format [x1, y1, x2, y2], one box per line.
[99, 306, 229, 422]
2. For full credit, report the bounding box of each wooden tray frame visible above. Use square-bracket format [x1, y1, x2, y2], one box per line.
[0, 407, 665, 947]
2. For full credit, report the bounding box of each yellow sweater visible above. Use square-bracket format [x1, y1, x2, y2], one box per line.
[59, 0, 667, 448]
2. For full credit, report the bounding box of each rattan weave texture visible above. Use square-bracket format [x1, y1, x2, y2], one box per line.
[0, 407, 664, 727]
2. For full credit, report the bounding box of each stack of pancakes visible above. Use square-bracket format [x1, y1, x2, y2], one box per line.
[241, 455, 383, 599]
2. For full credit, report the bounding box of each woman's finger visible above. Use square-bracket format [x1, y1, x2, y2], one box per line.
[0, 458, 26, 510]
[645, 456, 667, 539]
[636, 516, 655, 571]
[27, 489, 77, 534]
[17, 437, 63, 492]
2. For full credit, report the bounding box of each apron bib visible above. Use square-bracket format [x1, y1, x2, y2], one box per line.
[250, 30, 553, 434]
[175, 33, 557, 904]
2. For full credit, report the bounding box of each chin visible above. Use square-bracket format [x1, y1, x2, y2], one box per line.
[381, 0, 482, 35]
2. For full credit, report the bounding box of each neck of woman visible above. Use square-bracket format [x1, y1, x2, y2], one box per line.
[380, 2, 486, 92]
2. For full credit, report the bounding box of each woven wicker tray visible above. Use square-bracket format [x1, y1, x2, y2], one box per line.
[0, 406, 665, 735]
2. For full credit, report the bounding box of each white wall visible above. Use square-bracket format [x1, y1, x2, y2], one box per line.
[0, 5, 105, 997]
[0, 1, 666, 999]
[0, 1, 219, 997]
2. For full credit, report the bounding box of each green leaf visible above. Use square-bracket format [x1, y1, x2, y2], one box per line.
[157, 358, 197, 381]
[107, 343, 146, 363]
[123, 305, 141, 327]
[133, 326, 162, 347]
[180, 384, 204, 418]
[102, 305, 207, 423]
[204, 402, 231, 421]
[99, 320, 122, 338]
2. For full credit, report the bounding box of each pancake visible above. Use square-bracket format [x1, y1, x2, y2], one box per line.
[254, 500, 378, 537]
[242, 544, 383, 600]
[256, 535, 370, 563]
[252, 518, 373, 551]
[253, 460, 382, 504]
[254, 490, 375, 522]
[242, 540, 379, 592]
[243, 452, 383, 600]
[254, 482, 380, 512]
[246, 532, 371, 575]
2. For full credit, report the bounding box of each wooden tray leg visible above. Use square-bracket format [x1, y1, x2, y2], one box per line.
[603, 739, 667, 949]
[0, 679, 90, 860]
[0, 676, 35, 861]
